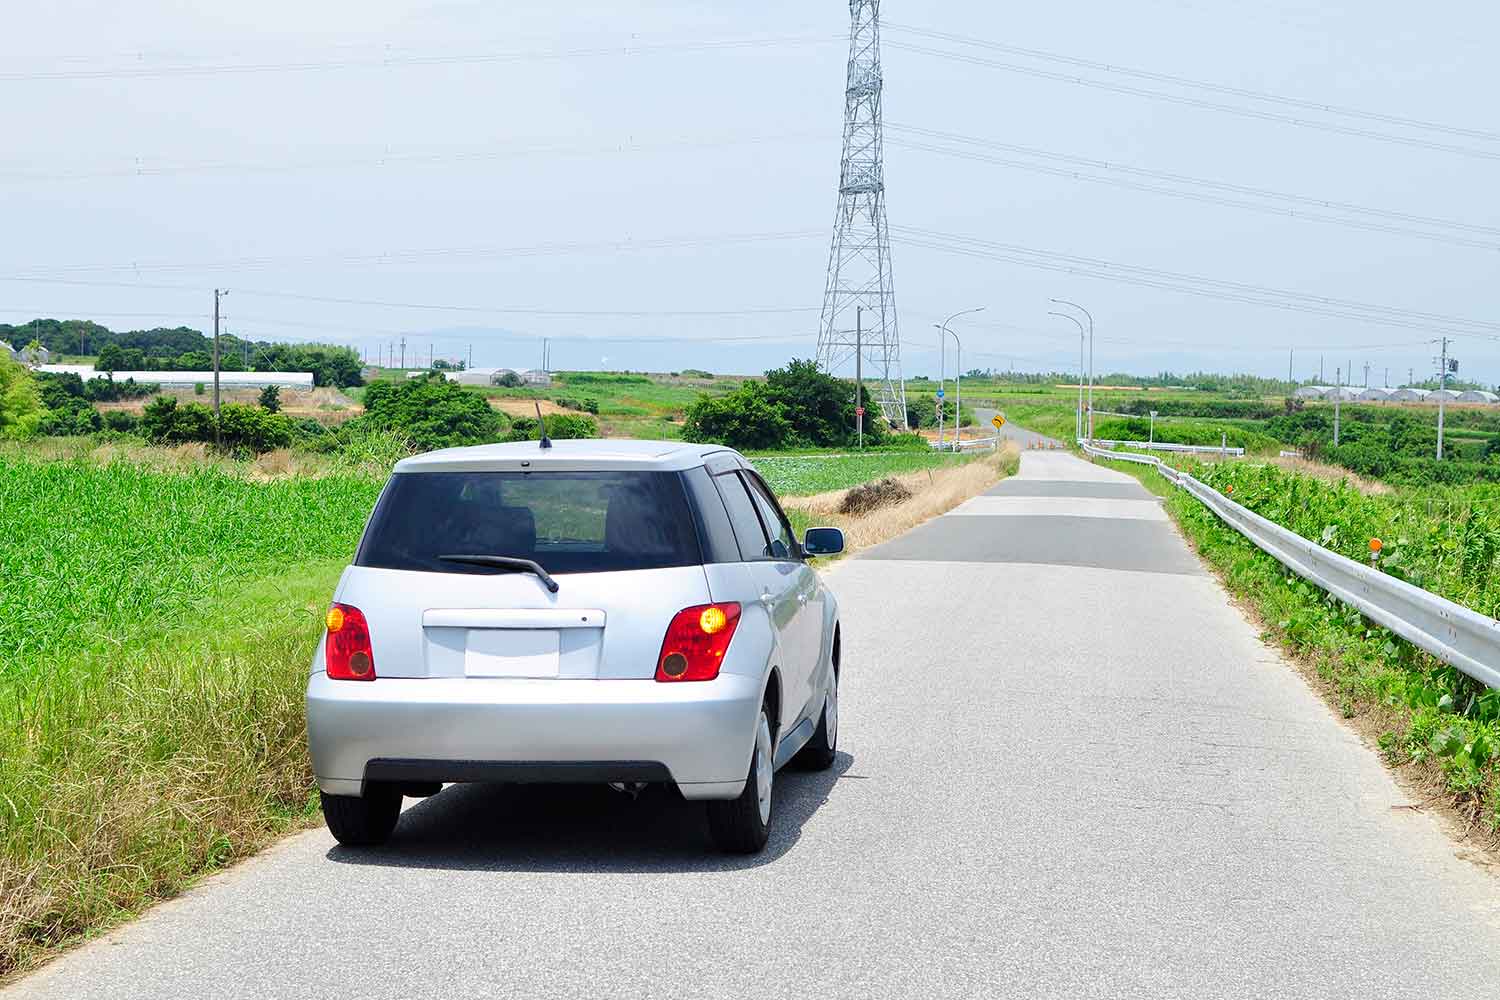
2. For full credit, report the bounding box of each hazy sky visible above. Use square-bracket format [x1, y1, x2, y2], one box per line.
[4, 1, 1497, 384]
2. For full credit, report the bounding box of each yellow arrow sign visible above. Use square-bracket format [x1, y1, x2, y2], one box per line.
[992, 414, 1006, 429]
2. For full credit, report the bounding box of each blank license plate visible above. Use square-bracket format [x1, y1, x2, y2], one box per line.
[465, 629, 560, 678]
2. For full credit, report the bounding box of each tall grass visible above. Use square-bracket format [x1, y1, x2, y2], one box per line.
[0, 455, 383, 977]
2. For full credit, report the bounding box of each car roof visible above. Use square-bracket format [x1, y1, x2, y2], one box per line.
[393, 438, 748, 474]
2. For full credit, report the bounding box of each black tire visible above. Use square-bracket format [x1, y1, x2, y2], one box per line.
[707, 705, 774, 854]
[794, 668, 838, 771]
[321, 785, 401, 847]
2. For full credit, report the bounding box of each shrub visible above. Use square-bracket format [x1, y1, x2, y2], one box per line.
[907, 399, 973, 429]
[83, 376, 158, 402]
[217, 403, 294, 453]
[838, 477, 912, 515]
[494, 371, 524, 388]
[258, 385, 282, 413]
[0, 357, 44, 440]
[102, 410, 139, 433]
[682, 359, 883, 450]
[353, 373, 506, 451]
[505, 413, 598, 442]
[193, 382, 206, 396]
[682, 382, 794, 450]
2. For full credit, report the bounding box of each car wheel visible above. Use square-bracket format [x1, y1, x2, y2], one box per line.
[321, 785, 402, 847]
[707, 703, 774, 854]
[794, 666, 838, 771]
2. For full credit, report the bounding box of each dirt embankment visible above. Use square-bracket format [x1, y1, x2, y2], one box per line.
[783, 444, 1021, 555]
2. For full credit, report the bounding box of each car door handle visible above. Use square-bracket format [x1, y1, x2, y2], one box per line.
[796, 592, 808, 605]
[760, 592, 774, 605]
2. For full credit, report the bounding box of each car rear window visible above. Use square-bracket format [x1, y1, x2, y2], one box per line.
[356, 471, 703, 575]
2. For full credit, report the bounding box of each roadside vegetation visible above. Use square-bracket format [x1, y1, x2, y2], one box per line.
[1102, 454, 1500, 846]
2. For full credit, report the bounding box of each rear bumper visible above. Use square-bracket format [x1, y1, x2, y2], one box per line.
[306, 671, 762, 801]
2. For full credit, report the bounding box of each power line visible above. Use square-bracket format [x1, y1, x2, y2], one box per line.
[6, 231, 821, 277]
[885, 39, 1500, 162]
[891, 226, 1500, 337]
[0, 34, 838, 83]
[885, 22, 1500, 143]
[886, 124, 1500, 247]
[0, 132, 829, 183]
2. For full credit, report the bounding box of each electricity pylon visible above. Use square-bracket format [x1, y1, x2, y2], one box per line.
[816, 0, 906, 427]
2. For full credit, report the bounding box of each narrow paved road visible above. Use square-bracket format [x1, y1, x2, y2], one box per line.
[974, 407, 1062, 450]
[11, 453, 1500, 999]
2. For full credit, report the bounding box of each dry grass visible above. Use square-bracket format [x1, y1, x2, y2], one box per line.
[785, 443, 1019, 554]
[95, 386, 357, 419]
[1269, 455, 1394, 494]
[489, 398, 570, 417]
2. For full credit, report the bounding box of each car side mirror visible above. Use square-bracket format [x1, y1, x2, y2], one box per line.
[801, 527, 845, 557]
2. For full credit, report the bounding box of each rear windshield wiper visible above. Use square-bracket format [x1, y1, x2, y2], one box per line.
[436, 554, 560, 593]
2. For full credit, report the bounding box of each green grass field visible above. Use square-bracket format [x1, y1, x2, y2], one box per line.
[0, 455, 384, 977]
[751, 450, 978, 495]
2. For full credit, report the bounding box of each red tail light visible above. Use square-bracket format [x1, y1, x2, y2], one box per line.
[325, 603, 376, 681]
[655, 603, 741, 682]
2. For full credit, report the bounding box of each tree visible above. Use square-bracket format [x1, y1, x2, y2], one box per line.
[258, 384, 282, 413]
[353, 373, 505, 451]
[681, 382, 794, 450]
[682, 358, 882, 450]
[494, 370, 524, 388]
[0, 355, 43, 439]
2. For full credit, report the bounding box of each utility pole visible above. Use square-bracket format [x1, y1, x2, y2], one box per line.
[1288, 348, 1293, 387]
[212, 288, 227, 448]
[468, 344, 473, 369]
[855, 307, 864, 449]
[1384, 367, 1389, 389]
[1319, 355, 1324, 382]
[1334, 366, 1341, 446]
[1435, 336, 1453, 460]
[936, 326, 946, 448]
[400, 337, 407, 370]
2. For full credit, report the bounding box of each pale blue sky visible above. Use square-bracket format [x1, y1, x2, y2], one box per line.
[3, 1, 1496, 384]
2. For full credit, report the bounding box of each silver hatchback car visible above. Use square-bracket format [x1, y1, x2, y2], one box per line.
[306, 439, 844, 853]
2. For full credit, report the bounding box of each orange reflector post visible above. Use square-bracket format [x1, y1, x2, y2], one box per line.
[1370, 538, 1383, 554]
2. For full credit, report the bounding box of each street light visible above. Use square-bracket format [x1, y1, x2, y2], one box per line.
[935, 307, 985, 450]
[1048, 310, 1086, 442]
[1050, 298, 1094, 441]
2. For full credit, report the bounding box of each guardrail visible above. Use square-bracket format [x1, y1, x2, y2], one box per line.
[1079, 439, 1500, 689]
[1091, 438, 1246, 457]
[931, 435, 1001, 452]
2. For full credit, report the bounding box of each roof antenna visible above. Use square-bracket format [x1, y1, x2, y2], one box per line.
[534, 400, 552, 449]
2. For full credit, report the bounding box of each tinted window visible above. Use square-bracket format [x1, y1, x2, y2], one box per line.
[681, 466, 740, 564]
[357, 471, 701, 575]
[713, 471, 769, 562]
[744, 473, 797, 561]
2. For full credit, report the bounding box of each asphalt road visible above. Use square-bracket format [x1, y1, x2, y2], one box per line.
[973, 407, 1061, 449]
[11, 452, 1500, 998]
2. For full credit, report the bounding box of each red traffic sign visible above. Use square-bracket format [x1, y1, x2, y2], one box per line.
[855, 407, 866, 416]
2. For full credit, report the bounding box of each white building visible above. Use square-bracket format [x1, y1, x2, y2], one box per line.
[1390, 387, 1430, 402]
[36, 365, 314, 389]
[1429, 388, 1462, 402]
[1323, 386, 1359, 401]
[1292, 385, 1331, 399]
[1358, 387, 1392, 402]
[1456, 390, 1500, 404]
